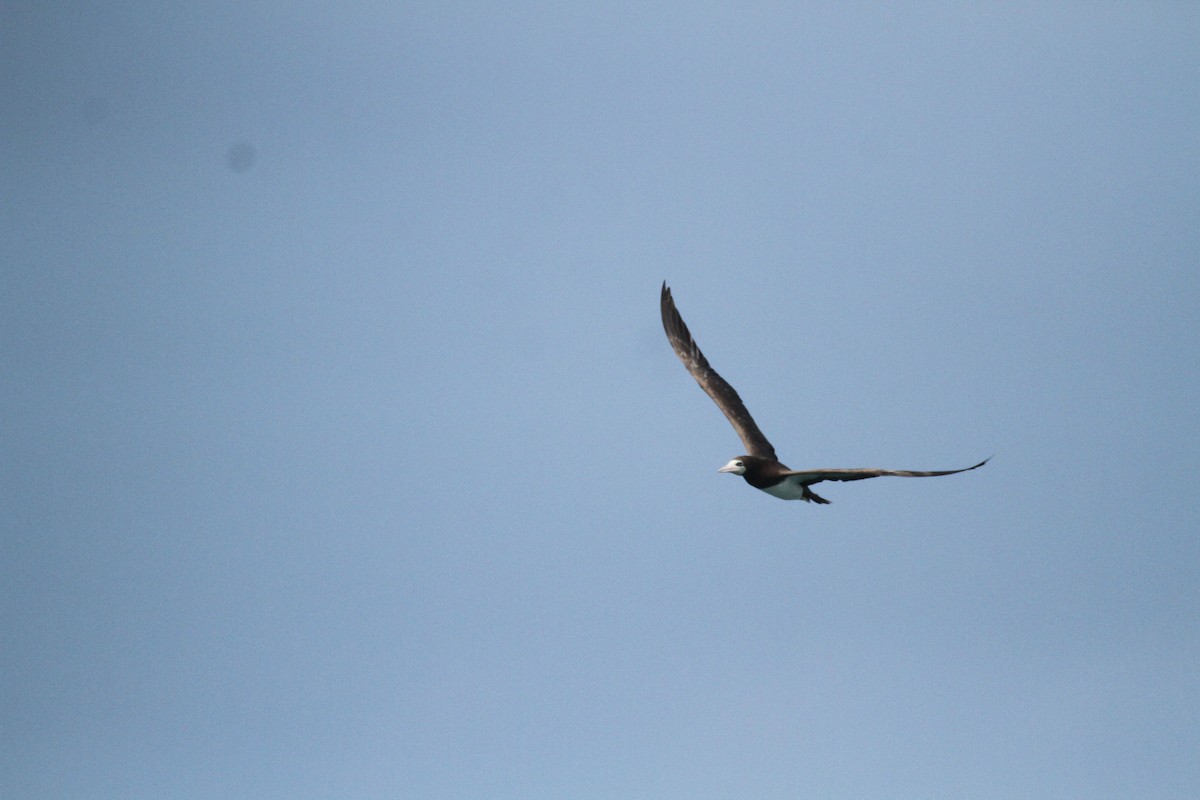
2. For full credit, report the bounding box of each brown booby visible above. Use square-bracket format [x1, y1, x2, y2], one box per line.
[661, 282, 987, 503]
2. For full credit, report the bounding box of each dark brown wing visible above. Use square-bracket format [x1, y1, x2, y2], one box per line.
[782, 457, 990, 485]
[660, 282, 776, 460]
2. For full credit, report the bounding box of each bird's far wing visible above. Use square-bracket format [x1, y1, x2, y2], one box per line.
[660, 282, 776, 460]
[782, 457, 990, 484]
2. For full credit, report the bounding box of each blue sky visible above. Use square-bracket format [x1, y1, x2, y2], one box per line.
[3, 3, 1198, 798]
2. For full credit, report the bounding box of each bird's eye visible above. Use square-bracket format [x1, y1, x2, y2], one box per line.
[736, 461, 743, 467]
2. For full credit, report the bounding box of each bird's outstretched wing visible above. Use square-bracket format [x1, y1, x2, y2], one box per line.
[660, 282, 777, 460]
[784, 458, 991, 485]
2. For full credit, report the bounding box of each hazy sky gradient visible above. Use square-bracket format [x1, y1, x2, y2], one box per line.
[3, 3, 1198, 798]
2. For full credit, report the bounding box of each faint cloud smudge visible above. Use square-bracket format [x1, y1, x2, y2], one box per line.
[225, 141, 257, 173]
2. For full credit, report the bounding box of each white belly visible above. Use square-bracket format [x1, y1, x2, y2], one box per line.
[760, 475, 810, 500]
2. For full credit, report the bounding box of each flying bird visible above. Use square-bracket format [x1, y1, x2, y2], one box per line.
[660, 282, 987, 503]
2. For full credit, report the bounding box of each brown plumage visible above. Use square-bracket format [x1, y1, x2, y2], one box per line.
[660, 282, 988, 503]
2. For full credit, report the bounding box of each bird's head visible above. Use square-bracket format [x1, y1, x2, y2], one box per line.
[717, 457, 749, 475]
